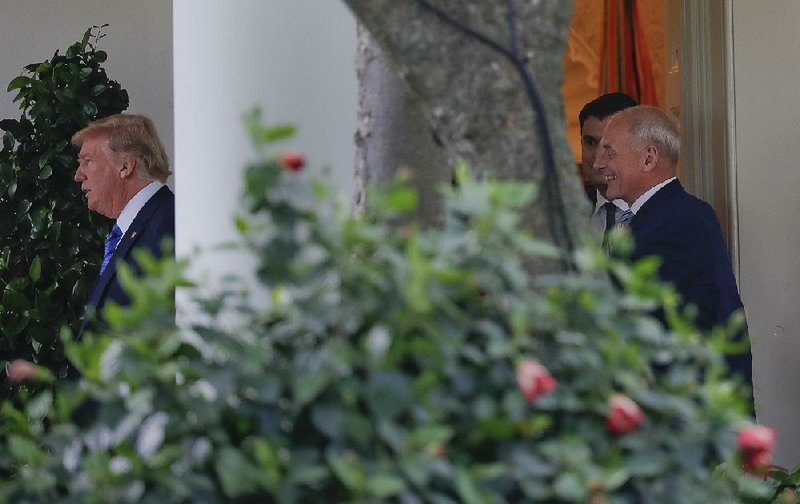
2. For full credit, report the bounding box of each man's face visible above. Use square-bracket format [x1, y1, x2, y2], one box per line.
[593, 119, 647, 205]
[74, 134, 125, 219]
[580, 116, 611, 192]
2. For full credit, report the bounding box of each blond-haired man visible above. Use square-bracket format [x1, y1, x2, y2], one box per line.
[72, 114, 174, 334]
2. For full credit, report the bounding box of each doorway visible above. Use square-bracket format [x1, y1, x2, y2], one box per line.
[562, 0, 737, 265]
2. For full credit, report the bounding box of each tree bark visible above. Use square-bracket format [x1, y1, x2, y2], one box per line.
[353, 27, 451, 226]
[343, 0, 588, 269]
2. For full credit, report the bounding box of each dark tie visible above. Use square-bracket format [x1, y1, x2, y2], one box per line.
[601, 202, 617, 248]
[100, 224, 123, 274]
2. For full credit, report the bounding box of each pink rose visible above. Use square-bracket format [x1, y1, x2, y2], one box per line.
[515, 359, 557, 403]
[606, 394, 646, 435]
[738, 425, 776, 476]
[738, 425, 776, 454]
[7, 359, 40, 382]
[279, 150, 305, 172]
[742, 450, 772, 476]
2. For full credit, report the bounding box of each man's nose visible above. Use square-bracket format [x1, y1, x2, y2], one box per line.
[593, 153, 605, 171]
[73, 165, 84, 182]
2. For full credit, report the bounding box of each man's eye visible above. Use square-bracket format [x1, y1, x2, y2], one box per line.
[582, 138, 597, 147]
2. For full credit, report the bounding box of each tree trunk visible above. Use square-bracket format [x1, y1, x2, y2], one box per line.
[353, 26, 451, 226]
[343, 0, 588, 270]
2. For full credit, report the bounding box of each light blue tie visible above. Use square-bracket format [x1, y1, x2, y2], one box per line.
[100, 225, 123, 274]
[617, 210, 635, 227]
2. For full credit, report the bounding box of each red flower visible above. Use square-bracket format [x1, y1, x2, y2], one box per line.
[6, 359, 40, 382]
[606, 394, 646, 435]
[738, 425, 776, 454]
[280, 150, 305, 172]
[515, 359, 557, 403]
[738, 425, 776, 476]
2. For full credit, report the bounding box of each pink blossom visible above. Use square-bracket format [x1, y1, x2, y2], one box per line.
[606, 394, 645, 435]
[280, 150, 305, 172]
[515, 359, 557, 403]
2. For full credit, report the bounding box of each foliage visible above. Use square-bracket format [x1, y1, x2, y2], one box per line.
[0, 25, 129, 382]
[0, 115, 784, 502]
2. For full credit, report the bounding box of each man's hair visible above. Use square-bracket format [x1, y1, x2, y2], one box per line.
[72, 114, 171, 182]
[579, 92, 638, 128]
[614, 105, 680, 166]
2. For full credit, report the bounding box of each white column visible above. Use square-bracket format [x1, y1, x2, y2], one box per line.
[732, 0, 800, 467]
[173, 1, 357, 298]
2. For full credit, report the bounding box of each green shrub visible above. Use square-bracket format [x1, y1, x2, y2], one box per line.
[0, 114, 780, 502]
[0, 25, 129, 382]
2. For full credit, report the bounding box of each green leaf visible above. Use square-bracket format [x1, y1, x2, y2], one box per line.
[553, 472, 586, 501]
[38, 164, 53, 180]
[29, 256, 42, 282]
[326, 448, 367, 493]
[455, 467, 482, 504]
[367, 474, 406, 498]
[260, 124, 296, 143]
[7, 76, 31, 92]
[383, 184, 418, 213]
[81, 102, 98, 118]
[215, 447, 264, 497]
[9, 435, 45, 465]
[26, 390, 52, 419]
[294, 371, 330, 407]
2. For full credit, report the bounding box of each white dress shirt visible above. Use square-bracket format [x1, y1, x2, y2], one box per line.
[591, 193, 630, 235]
[629, 177, 677, 216]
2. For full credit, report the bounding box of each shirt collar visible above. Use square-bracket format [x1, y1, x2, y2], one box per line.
[630, 177, 676, 214]
[594, 192, 630, 214]
[115, 181, 164, 235]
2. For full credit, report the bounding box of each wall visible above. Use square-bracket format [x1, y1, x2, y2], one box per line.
[173, 0, 357, 295]
[0, 0, 173, 167]
[732, 0, 800, 467]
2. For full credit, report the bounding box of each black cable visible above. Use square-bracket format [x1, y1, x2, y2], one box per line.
[415, 0, 575, 270]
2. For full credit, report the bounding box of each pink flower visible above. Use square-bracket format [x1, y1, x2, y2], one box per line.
[515, 359, 557, 403]
[738, 425, 776, 454]
[7, 359, 40, 382]
[606, 394, 646, 435]
[280, 150, 305, 172]
[743, 450, 771, 476]
[738, 425, 776, 476]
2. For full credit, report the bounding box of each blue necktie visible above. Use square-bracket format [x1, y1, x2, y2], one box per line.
[618, 210, 635, 227]
[100, 225, 123, 274]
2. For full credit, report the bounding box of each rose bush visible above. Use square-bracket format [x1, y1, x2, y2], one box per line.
[0, 114, 794, 502]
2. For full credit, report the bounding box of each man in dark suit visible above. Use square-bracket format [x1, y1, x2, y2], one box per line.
[593, 105, 752, 385]
[72, 114, 174, 335]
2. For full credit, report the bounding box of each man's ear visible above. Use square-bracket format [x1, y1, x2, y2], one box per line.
[119, 155, 137, 179]
[642, 145, 659, 173]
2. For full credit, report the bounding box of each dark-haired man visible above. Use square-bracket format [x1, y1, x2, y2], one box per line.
[578, 92, 638, 244]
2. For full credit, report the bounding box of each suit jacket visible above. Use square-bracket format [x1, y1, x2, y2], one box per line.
[80, 186, 175, 335]
[628, 179, 752, 385]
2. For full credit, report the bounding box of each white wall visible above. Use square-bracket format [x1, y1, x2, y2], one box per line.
[0, 0, 173, 168]
[173, 0, 357, 292]
[732, 0, 800, 467]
